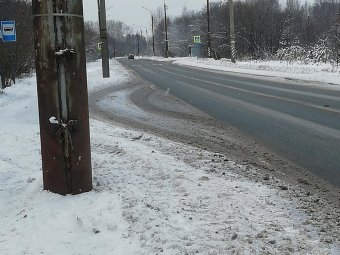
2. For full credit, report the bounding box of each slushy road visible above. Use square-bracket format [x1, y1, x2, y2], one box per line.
[119, 58, 340, 187]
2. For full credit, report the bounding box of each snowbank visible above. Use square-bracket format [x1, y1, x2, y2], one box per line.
[0, 60, 338, 254]
[147, 56, 340, 87]
[86, 60, 130, 92]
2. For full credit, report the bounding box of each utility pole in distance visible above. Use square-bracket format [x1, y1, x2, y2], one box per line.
[133, 25, 142, 56]
[207, 0, 212, 58]
[142, 7, 155, 56]
[137, 31, 140, 56]
[97, 0, 110, 77]
[164, 0, 169, 58]
[229, 0, 236, 63]
[140, 29, 144, 57]
[151, 14, 155, 56]
[32, 0, 92, 195]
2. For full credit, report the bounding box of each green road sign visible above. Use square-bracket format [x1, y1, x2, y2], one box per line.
[193, 35, 201, 44]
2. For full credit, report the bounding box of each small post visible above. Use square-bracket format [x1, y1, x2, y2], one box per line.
[0, 75, 3, 89]
[229, 0, 236, 63]
[32, 0, 92, 195]
[307, 15, 310, 43]
[113, 38, 116, 58]
[97, 0, 110, 78]
[0, 64, 5, 89]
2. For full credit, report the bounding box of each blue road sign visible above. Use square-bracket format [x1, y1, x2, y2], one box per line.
[1, 21, 16, 42]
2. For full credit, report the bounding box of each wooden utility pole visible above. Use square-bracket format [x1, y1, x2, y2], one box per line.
[207, 0, 212, 58]
[97, 0, 110, 78]
[229, 0, 236, 63]
[32, 0, 92, 195]
[137, 31, 140, 56]
[164, 0, 169, 58]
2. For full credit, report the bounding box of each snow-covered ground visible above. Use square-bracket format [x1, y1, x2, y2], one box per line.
[0, 60, 339, 254]
[146, 56, 340, 87]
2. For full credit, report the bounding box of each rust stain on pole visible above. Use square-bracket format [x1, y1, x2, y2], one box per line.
[32, 0, 92, 195]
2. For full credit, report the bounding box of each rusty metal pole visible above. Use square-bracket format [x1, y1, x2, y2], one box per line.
[97, 0, 110, 78]
[32, 0, 92, 195]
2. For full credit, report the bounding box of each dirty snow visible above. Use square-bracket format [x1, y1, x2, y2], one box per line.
[0, 59, 339, 254]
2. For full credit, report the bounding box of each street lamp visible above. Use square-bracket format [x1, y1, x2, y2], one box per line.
[163, 0, 169, 58]
[142, 7, 155, 56]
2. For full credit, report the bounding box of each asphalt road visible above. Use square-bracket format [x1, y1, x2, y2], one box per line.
[118, 58, 340, 187]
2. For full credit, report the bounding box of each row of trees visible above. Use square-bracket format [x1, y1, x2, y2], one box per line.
[86, 0, 340, 64]
[85, 20, 150, 61]
[2, 0, 340, 85]
[149, 0, 340, 63]
[84, 20, 148, 61]
[0, 0, 148, 86]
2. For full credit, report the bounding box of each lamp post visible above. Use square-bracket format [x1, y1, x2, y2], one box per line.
[164, 0, 169, 58]
[142, 7, 155, 56]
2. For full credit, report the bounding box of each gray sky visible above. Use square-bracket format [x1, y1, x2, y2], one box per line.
[83, 0, 315, 32]
[84, 0, 232, 30]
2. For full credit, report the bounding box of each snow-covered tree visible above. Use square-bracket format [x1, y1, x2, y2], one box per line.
[310, 38, 332, 63]
[276, 40, 307, 63]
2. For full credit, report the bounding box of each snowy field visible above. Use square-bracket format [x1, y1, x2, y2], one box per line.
[0, 59, 339, 254]
[146, 56, 340, 87]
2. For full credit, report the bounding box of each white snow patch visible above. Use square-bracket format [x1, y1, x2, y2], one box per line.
[86, 59, 130, 92]
[146, 56, 340, 87]
[49, 116, 59, 124]
[0, 59, 338, 254]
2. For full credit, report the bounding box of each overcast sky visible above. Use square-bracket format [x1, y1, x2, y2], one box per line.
[83, 0, 315, 31]
[83, 0, 221, 30]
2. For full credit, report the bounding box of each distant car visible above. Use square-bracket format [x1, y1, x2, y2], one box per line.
[128, 54, 134, 59]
